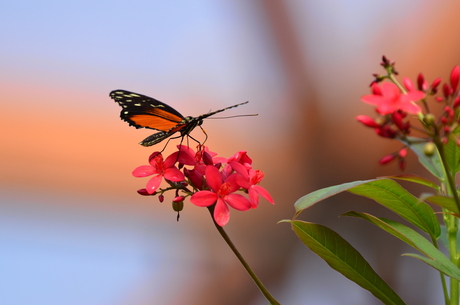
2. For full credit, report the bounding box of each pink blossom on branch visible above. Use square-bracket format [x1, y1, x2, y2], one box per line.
[361, 82, 424, 115]
[190, 165, 251, 226]
[229, 161, 274, 208]
[132, 146, 274, 226]
[132, 152, 185, 194]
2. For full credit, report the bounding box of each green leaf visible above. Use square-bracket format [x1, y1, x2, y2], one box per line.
[425, 195, 460, 215]
[404, 253, 460, 281]
[401, 137, 445, 180]
[444, 134, 460, 176]
[348, 179, 440, 238]
[294, 179, 380, 216]
[287, 220, 406, 305]
[387, 174, 439, 191]
[343, 212, 460, 281]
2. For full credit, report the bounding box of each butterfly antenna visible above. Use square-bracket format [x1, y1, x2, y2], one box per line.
[207, 113, 258, 119]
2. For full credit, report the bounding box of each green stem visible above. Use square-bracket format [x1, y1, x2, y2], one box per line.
[435, 139, 460, 212]
[448, 213, 459, 305]
[435, 141, 460, 305]
[207, 206, 281, 305]
[432, 235, 451, 305]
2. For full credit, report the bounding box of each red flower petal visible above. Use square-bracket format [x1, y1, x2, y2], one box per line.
[225, 193, 251, 211]
[190, 190, 217, 207]
[213, 198, 230, 226]
[381, 83, 400, 100]
[252, 185, 275, 204]
[249, 188, 259, 208]
[229, 161, 249, 178]
[205, 165, 223, 192]
[146, 175, 163, 194]
[163, 167, 185, 182]
[132, 165, 156, 177]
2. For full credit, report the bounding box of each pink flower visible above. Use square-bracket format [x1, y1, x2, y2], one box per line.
[229, 161, 274, 208]
[132, 152, 185, 194]
[362, 83, 424, 114]
[190, 165, 251, 226]
[227, 151, 252, 169]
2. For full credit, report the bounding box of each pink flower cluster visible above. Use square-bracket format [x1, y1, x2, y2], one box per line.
[357, 56, 460, 169]
[132, 145, 274, 226]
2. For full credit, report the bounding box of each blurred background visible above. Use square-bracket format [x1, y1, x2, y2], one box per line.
[2, 1, 460, 304]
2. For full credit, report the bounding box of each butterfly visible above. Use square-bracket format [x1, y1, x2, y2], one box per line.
[110, 90, 249, 147]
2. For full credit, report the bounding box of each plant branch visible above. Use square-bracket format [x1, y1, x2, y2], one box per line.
[207, 206, 281, 305]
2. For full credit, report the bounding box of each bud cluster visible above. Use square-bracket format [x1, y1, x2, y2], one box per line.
[357, 56, 460, 169]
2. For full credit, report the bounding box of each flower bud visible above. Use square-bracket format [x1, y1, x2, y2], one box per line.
[431, 77, 442, 94]
[454, 96, 460, 108]
[391, 112, 405, 131]
[137, 189, 156, 196]
[398, 148, 407, 158]
[371, 83, 383, 95]
[399, 158, 406, 171]
[159, 194, 164, 203]
[375, 126, 397, 138]
[423, 113, 435, 126]
[444, 106, 454, 118]
[173, 196, 185, 202]
[403, 77, 414, 91]
[443, 83, 453, 98]
[379, 154, 396, 165]
[423, 142, 436, 157]
[203, 151, 214, 165]
[356, 115, 380, 128]
[451, 66, 460, 92]
[417, 73, 428, 91]
[172, 199, 184, 212]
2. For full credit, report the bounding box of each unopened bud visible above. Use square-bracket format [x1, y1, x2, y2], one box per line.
[403, 77, 414, 91]
[431, 77, 442, 94]
[451, 66, 460, 92]
[379, 154, 396, 165]
[172, 200, 184, 212]
[454, 96, 460, 108]
[417, 73, 428, 91]
[443, 83, 453, 98]
[173, 196, 185, 202]
[424, 142, 436, 157]
[398, 148, 407, 158]
[423, 113, 435, 126]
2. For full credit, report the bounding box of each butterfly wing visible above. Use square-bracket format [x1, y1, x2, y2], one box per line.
[139, 130, 177, 147]
[110, 90, 185, 132]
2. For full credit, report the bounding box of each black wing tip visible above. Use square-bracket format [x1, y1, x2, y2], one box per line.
[109, 89, 125, 96]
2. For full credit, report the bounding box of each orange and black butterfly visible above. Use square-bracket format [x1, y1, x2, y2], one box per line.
[110, 90, 248, 147]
